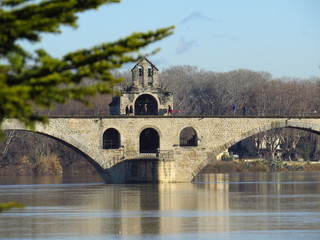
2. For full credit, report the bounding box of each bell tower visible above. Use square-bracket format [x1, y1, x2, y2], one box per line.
[132, 58, 159, 88]
[109, 58, 173, 116]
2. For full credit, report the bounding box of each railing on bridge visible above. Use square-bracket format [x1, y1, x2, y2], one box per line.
[36, 107, 320, 118]
[124, 150, 174, 160]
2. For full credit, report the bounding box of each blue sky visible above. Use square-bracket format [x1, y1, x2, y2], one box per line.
[24, 0, 320, 78]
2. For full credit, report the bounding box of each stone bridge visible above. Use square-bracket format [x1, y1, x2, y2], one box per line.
[1, 116, 320, 183]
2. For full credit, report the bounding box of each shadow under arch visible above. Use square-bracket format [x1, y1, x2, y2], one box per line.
[191, 120, 320, 181]
[2, 129, 113, 183]
[109, 158, 161, 183]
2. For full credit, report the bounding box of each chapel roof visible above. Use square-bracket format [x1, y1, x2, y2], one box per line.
[131, 57, 159, 71]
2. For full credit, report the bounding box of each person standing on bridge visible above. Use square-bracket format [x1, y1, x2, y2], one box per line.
[232, 104, 237, 115]
[125, 105, 129, 115]
[242, 105, 247, 115]
[168, 105, 173, 115]
[129, 105, 133, 115]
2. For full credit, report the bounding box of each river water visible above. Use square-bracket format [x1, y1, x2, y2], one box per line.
[0, 172, 319, 240]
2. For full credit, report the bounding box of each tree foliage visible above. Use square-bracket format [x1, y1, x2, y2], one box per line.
[0, 0, 174, 128]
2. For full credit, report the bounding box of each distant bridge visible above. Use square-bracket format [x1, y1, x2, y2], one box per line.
[2, 116, 320, 183]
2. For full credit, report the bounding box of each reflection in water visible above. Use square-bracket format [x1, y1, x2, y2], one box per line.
[0, 172, 320, 239]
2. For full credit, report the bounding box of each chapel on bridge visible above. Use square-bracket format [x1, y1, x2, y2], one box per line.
[109, 58, 173, 116]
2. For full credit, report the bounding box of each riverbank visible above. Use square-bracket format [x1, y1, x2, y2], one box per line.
[202, 159, 320, 173]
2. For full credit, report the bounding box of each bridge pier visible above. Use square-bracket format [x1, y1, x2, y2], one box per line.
[106, 157, 176, 183]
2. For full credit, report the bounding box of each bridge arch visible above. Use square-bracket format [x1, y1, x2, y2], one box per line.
[139, 128, 160, 153]
[190, 119, 320, 181]
[1, 123, 114, 183]
[180, 127, 198, 147]
[103, 128, 121, 149]
[1, 129, 108, 176]
[223, 120, 320, 154]
[137, 125, 163, 138]
[134, 94, 158, 115]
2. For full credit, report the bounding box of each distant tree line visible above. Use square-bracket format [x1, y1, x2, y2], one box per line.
[159, 65, 320, 116]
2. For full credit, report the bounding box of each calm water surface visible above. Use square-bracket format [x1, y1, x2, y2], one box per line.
[0, 172, 320, 240]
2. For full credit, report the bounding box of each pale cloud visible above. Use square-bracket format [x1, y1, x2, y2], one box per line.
[212, 33, 237, 41]
[175, 37, 197, 55]
[181, 11, 222, 24]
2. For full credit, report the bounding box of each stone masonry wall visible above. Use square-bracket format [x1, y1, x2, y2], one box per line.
[2, 117, 320, 183]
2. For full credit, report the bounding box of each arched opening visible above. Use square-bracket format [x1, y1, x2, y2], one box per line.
[227, 127, 320, 161]
[147, 66, 152, 77]
[147, 66, 153, 86]
[103, 128, 121, 149]
[140, 128, 160, 153]
[138, 66, 143, 76]
[134, 94, 158, 115]
[180, 127, 198, 147]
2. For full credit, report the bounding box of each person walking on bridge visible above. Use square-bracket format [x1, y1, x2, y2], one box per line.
[168, 105, 173, 115]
